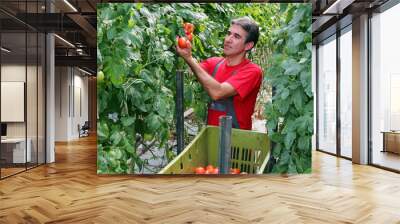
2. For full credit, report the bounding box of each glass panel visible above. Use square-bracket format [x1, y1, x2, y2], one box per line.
[340, 28, 352, 158]
[312, 45, 317, 151]
[1, 30, 27, 177]
[26, 0, 39, 170]
[38, 32, 45, 165]
[27, 31, 38, 169]
[317, 36, 337, 154]
[371, 4, 400, 171]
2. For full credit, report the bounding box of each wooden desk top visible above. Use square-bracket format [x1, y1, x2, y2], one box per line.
[1, 138, 30, 143]
[381, 131, 400, 134]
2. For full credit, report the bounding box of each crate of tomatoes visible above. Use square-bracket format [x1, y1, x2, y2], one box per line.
[159, 126, 270, 174]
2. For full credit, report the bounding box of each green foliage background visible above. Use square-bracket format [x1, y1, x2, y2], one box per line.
[264, 4, 313, 174]
[97, 3, 312, 174]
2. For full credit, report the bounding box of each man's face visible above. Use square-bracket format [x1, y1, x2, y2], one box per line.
[223, 24, 253, 56]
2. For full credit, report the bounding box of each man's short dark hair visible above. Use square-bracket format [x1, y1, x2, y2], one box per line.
[231, 17, 259, 51]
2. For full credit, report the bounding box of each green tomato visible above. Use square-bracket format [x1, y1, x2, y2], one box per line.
[143, 133, 153, 141]
[98, 71, 105, 82]
[128, 19, 135, 28]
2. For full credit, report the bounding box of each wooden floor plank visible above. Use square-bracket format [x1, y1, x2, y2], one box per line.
[0, 135, 400, 223]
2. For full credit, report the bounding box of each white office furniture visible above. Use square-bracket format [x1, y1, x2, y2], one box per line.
[1, 138, 32, 163]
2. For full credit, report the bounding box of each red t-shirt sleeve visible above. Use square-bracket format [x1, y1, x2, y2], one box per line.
[225, 65, 263, 100]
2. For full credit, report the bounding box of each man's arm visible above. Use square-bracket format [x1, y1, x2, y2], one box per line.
[176, 39, 237, 101]
[185, 57, 237, 101]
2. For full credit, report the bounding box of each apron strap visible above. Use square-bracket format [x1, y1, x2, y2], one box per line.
[208, 59, 240, 129]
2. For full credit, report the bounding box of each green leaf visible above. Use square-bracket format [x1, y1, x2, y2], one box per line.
[288, 157, 298, 174]
[121, 116, 135, 127]
[146, 113, 162, 132]
[282, 121, 295, 134]
[297, 135, 310, 151]
[292, 89, 304, 112]
[280, 88, 290, 100]
[278, 100, 290, 114]
[284, 131, 296, 149]
[110, 131, 123, 145]
[289, 32, 305, 48]
[154, 97, 168, 117]
[300, 71, 310, 88]
[109, 65, 124, 86]
[266, 119, 277, 132]
[97, 122, 110, 141]
[107, 27, 117, 40]
[282, 59, 302, 76]
[139, 69, 153, 84]
[110, 147, 123, 160]
[306, 42, 312, 52]
[272, 143, 282, 159]
[280, 3, 288, 13]
[122, 30, 132, 45]
[293, 152, 304, 173]
[279, 149, 290, 166]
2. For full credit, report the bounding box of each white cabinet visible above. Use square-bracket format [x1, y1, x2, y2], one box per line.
[1, 138, 32, 163]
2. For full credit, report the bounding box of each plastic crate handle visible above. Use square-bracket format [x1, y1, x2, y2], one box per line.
[219, 116, 232, 174]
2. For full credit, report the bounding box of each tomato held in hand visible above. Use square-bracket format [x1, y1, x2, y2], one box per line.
[177, 37, 188, 48]
[195, 167, 205, 174]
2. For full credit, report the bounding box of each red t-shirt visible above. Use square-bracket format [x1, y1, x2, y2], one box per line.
[200, 57, 263, 130]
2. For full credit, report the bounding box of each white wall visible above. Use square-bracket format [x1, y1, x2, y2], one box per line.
[1, 65, 26, 139]
[55, 66, 89, 141]
[55, 66, 69, 141]
[1, 63, 46, 164]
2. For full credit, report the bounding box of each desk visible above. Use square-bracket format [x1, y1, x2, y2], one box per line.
[1, 138, 31, 163]
[382, 131, 400, 154]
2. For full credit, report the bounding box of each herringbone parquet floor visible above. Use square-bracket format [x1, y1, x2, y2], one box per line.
[1, 135, 400, 223]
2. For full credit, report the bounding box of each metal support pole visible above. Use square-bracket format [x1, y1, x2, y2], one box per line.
[219, 116, 232, 174]
[176, 70, 184, 154]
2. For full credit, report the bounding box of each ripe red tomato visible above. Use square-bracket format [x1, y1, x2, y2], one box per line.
[212, 168, 219, 174]
[186, 33, 193, 42]
[183, 22, 194, 34]
[177, 37, 187, 48]
[195, 167, 205, 174]
[230, 168, 240, 174]
[206, 165, 214, 172]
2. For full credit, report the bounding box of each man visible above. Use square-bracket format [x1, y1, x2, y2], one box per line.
[176, 17, 262, 130]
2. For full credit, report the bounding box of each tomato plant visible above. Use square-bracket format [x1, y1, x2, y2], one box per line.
[97, 3, 311, 174]
[263, 4, 313, 174]
[97, 3, 231, 174]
